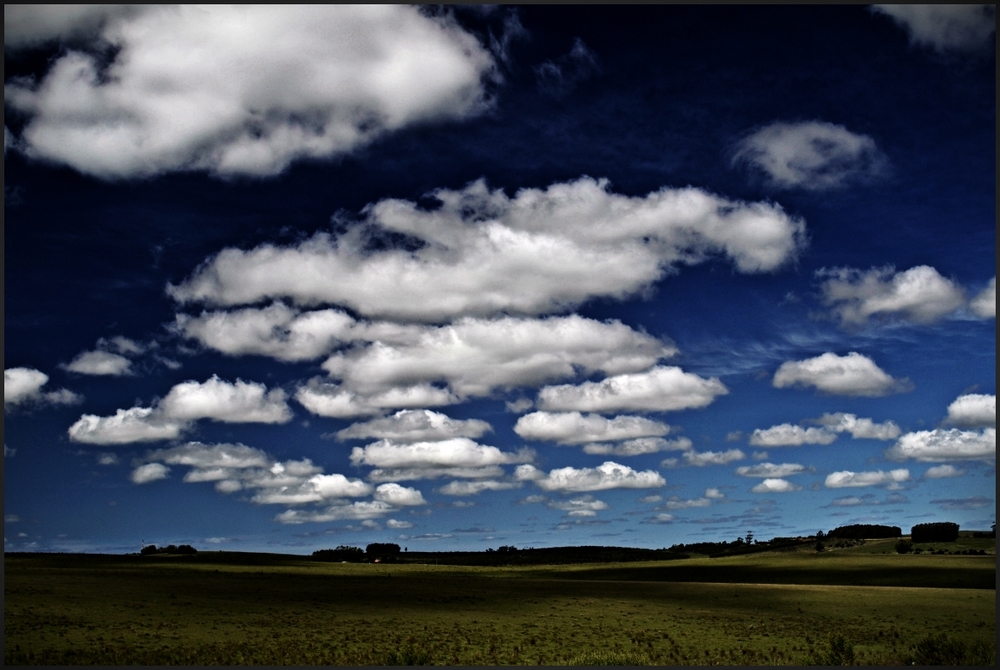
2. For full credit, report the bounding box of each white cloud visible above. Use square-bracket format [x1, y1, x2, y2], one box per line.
[147, 442, 272, 470]
[68, 375, 290, 444]
[825, 469, 911, 488]
[63, 350, 133, 376]
[373, 483, 427, 507]
[537, 366, 728, 414]
[735, 462, 809, 478]
[945, 394, 996, 428]
[732, 121, 886, 191]
[523, 461, 665, 493]
[4, 5, 148, 49]
[288, 316, 672, 415]
[582, 437, 692, 457]
[872, 4, 996, 52]
[923, 464, 965, 479]
[749, 424, 836, 447]
[514, 411, 671, 444]
[660, 496, 711, 510]
[275, 501, 397, 525]
[704, 488, 724, 499]
[751, 478, 802, 493]
[159, 375, 291, 424]
[5, 6, 495, 179]
[336, 409, 492, 442]
[815, 413, 901, 440]
[130, 463, 169, 484]
[679, 449, 746, 467]
[969, 277, 995, 318]
[773, 351, 909, 397]
[173, 302, 356, 362]
[350, 438, 533, 474]
[818, 265, 967, 326]
[4, 367, 82, 408]
[885, 428, 995, 462]
[168, 177, 806, 320]
[436, 480, 521, 496]
[505, 398, 534, 413]
[546, 495, 608, 516]
[69, 407, 186, 444]
[386, 519, 413, 529]
[97, 453, 119, 466]
[368, 466, 507, 483]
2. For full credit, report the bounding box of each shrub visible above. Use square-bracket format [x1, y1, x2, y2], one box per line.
[383, 644, 432, 666]
[809, 634, 855, 665]
[910, 522, 959, 543]
[312, 546, 364, 562]
[904, 633, 996, 666]
[895, 539, 912, 554]
[827, 524, 901, 539]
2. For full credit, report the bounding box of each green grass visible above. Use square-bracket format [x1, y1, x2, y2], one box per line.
[4, 548, 995, 665]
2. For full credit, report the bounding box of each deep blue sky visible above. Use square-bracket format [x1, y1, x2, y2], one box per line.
[4, 5, 995, 554]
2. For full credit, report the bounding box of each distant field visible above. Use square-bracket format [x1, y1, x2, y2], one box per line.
[5, 546, 995, 665]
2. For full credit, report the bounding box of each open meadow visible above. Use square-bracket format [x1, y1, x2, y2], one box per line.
[4, 539, 995, 666]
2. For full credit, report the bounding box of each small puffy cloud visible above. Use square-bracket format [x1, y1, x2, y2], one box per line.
[816, 413, 901, 440]
[818, 265, 967, 326]
[368, 466, 506, 483]
[514, 411, 671, 444]
[5, 6, 495, 179]
[173, 303, 356, 362]
[296, 379, 456, 419]
[350, 438, 533, 472]
[4, 367, 82, 408]
[885, 428, 995, 462]
[751, 451, 769, 460]
[130, 463, 170, 484]
[647, 513, 676, 524]
[735, 462, 809, 478]
[547, 495, 608, 517]
[62, 350, 133, 376]
[750, 478, 802, 493]
[336, 409, 492, 443]
[660, 496, 711, 510]
[825, 469, 911, 488]
[872, 4, 996, 52]
[969, 277, 995, 318]
[732, 121, 886, 191]
[169, 178, 806, 320]
[773, 352, 909, 397]
[945, 394, 995, 429]
[505, 398, 534, 413]
[97, 453, 119, 466]
[386, 519, 413, 529]
[373, 483, 427, 507]
[436, 480, 521, 496]
[159, 375, 291, 424]
[147, 442, 273, 470]
[679, 449, 746, 467]
[582, 437, 692, 457]
[69, 407, 186, 444]
[526, 461, 665, 493]
[537, 366, 728, 414]
[704, 488, 725, 500]
[749, 424, 836, 447]
[923, 464, 965, 479]
[535, 37, 600, 98]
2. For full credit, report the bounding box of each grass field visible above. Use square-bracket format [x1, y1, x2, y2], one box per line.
[4, 544, 995, 665]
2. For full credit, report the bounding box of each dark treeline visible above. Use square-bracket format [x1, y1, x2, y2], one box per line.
[140, 544, 197, 555]
[313, 545, 690, 566]
[910, 522, 960, 543]
[669, 536, 814, 558]
[825, 524, 901, 540]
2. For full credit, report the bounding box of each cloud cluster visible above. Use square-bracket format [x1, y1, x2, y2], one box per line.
[750, 478, 802, 493]
[945, 394, 995, 429]
[825, 468, 910, 488]
[818, 265, 970, 326]
[773, 352, 909, 397]
[732, 121, 885, 191]
[515, 461, 664, 492]
[582, 437, 692, 457]
[969, 277, 995, 318]
[5, 6, 495, 178]
[537, 366, 728, 414]
[749, 424, 836, 447]
[168, 178, 806, 320]
[4, 367, 82, 409]
[872, 4, 996, 53]
[885, 428, 995, 463]
[815, 413, 901, 440]
[735, 462, 809, 478]
[513, 411, 671, 444]
[663, 449, 745, 467]
[61, 336, 149, 376]
[133, 441, 426, 522]
[923, 464, 964, 479]
[68, 375, 291, 444]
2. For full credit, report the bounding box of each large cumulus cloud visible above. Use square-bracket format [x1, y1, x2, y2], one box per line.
[5, 6, 495, 178]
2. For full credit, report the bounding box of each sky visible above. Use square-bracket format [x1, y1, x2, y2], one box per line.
[3, 5, 995, 555]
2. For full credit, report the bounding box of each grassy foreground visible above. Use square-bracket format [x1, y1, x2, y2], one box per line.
[4, 545, 995, 665]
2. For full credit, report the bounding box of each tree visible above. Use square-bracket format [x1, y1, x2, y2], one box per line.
[910, 522, 959, 543]
[366, 543, 401, 563]
[895, 539, 912, 554]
